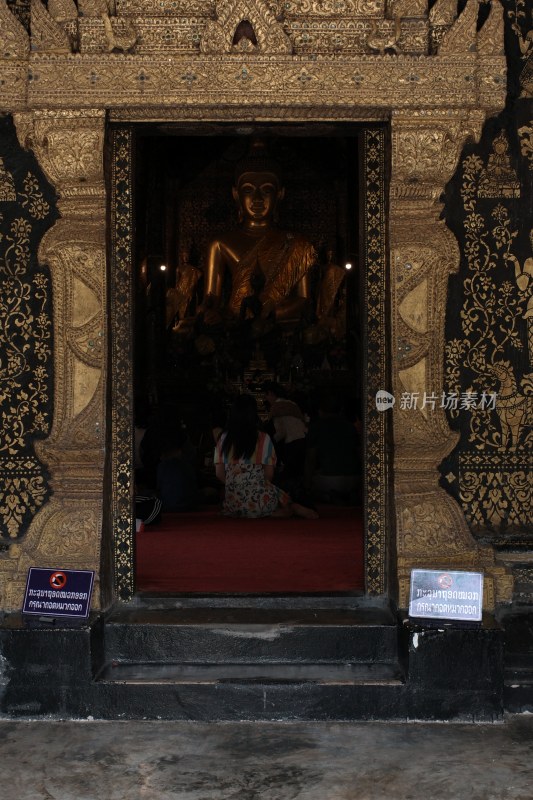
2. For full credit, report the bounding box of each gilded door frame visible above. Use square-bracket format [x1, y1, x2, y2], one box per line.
[109, 123, 389, 602]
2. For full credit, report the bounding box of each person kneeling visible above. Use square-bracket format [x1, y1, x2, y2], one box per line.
[214, 394, 318, 520]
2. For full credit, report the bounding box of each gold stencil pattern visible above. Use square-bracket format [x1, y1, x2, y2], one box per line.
[110, 126, 135, 601]
[363, 127, 388, 596]
[0, 152, 54, 540]
[518, 121, 533, 168]
[444, 128, 533, 538]
[507, 0, 533, 97]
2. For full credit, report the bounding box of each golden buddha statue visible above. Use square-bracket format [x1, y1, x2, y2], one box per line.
[317, 249, 346, 318]
[166, 248, 202, 329]
[302, 248, 348, 347]
[203, 140, 316, 324]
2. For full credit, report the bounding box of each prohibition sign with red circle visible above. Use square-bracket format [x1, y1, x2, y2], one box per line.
[437, 573, 453, 590]
[50, 571, 67, 590]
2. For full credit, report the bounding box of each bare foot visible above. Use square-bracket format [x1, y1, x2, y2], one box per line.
[291, 502, 319, 520]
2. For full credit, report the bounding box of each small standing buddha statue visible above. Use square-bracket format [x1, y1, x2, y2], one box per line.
[166, 248, 202, 330]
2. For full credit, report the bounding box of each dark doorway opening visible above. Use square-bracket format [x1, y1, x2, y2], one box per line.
[131, 130, 364, 594]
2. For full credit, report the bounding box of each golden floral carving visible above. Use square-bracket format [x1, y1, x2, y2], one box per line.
[0, 459, 48, 538]
[0, 150, 54, 542]
[18, 172, 51, 218]
[391, 111, 512, 608]
[477, 0, 505, 57]
[0, 157, 16, 200]
[0, 0, 29, 58]
[442, 128, 532, 548]
[397, 494, 466, 555]
[507, 0, 533, 96]
[518, 122, 533, 169]
[282, 0, 382, 13]
[2, 502, 102, 609]
[445, 163, 531, 454]
[428, 0, 457, 29]
[23, 54, 506, 114]
[31, 0, 72, 54]
[48, 0, 78, 24]
[391, 111, 485, 202]
[200, 0, 292, 54]
[437, 0, 478, 55]
[0, 111, 107, 607]
[460, 453, 533, 536]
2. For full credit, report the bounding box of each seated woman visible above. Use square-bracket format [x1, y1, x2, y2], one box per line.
[214, 394, 318, 519]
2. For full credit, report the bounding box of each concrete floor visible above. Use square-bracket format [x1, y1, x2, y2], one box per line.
[1, 716, 533, 799]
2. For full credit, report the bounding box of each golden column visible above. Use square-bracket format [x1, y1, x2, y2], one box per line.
[389, 109, 512, 609]
[2, 109, 107, 608]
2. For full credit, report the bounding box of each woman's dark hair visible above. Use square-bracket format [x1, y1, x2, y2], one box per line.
[222, 393, 259, 459]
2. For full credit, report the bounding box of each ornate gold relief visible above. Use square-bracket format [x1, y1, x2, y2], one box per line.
[429, 0, 457, 53]
[478, 130, 520, 198]
[0, 0, 29, 57]
[0, 0, 506, 112]
[0, 0, 29, 110]
[477, 0, 505, 57]
[442, 115, 532, 549]
[459, 453, 532, 539]
[110, 127, 135, 601]
[0, 117, 56, 552]
[30, 0, 72, 54]
[437, 0, 478, 55]
[390, 110, 513, 609]
[0, 156, 16, 199]
[507, 0, 533, 97]
[0, 502, 102, 609]
[0, 109, 107, 610]
[362, 127, 388, 596]
[518, 122, 533, 168]
[200, 0, 292, 54]
[390, 109, 485, 203]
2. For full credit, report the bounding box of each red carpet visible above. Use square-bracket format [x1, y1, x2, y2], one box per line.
[136, 506, 364, 593]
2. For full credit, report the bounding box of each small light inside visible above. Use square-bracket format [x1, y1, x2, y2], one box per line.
[345, 262, 352, 270]
[160, 264, 167, 271]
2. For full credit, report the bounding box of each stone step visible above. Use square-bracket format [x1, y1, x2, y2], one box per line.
[92, 660, 406, 720]
[96, 660, 403, 684]
[102, 605, 400, 665]
[500, 610, 533, 712]
[504, 669, 533, 713]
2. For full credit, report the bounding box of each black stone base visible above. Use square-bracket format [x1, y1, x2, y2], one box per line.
[500, 608, 533, 713]
[0, 605, 507, 722]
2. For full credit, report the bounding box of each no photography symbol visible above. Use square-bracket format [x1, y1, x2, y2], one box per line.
[49, 571, 67, 590]
[437, 573, 453, 589]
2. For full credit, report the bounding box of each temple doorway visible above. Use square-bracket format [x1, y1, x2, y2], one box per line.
[108, 124, 390, 601]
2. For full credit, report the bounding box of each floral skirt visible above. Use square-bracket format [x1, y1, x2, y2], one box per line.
[222, 463, 289, 518]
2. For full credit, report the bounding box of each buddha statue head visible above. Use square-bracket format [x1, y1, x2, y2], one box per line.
[232, 139, 285, 228]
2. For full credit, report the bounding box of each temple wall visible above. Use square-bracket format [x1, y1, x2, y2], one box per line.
[0, 0, 529, 611]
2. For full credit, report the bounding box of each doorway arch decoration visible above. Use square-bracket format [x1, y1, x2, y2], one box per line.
[109, 123, 389, 601]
